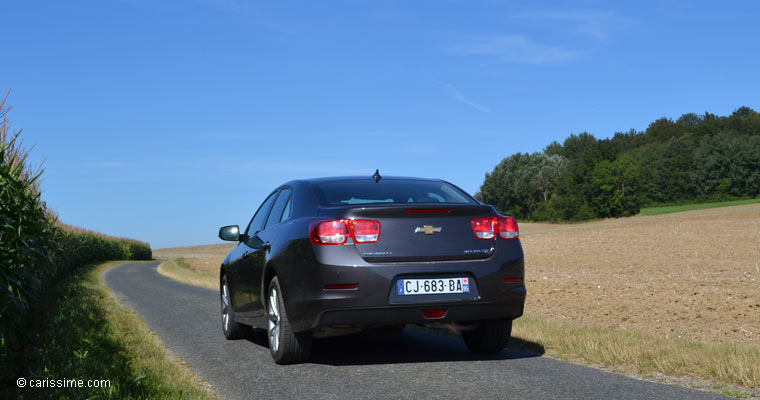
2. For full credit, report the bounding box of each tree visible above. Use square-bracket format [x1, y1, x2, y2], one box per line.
[645, 118, 682, 143]
[659, 137, 695, 201]
[477, 153, 567, 219]
[535, 155, 568, 203]
[562, 132, 597, 160]
[543, 140, 563, 157]
[590, 158, 642, 218]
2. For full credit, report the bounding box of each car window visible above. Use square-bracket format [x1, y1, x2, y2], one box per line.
[280, 196, 292, 223]
[310, 179, 474, 206]
[265, 188, 292, 229]
[427, 192, 445, 202]
[245, 191, 279, 236]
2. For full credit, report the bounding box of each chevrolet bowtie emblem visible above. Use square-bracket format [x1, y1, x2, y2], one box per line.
[415, 225, 442, 235]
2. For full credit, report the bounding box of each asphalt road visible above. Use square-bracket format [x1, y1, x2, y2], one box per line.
[104, 262, 725, 400]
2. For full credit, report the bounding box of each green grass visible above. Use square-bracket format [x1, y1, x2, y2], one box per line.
[2, 261, 216, 399]
[513, 315, 760, 393]
[722, 390, 752, 398]
[640, 198, 760, 216]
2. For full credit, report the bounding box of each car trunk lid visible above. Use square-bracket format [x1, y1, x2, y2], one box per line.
[324, 205, 497, 263]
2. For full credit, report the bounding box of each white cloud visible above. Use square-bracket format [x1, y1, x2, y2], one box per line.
[450, 35, 582, 64]
[513, 10, 630, 41]
[439, 82, 491, 113]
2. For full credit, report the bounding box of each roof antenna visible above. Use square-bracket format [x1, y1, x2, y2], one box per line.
[372, 169, 382, 183]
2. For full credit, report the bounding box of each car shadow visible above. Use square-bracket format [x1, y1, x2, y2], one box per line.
[246, 325, 544, 366]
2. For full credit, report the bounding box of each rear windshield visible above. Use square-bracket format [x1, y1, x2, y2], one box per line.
[310, 179, 475, 206]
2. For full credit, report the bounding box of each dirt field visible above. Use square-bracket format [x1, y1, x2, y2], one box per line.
[154, 204, 760, 345]
[522, 203, 760, 345]
[153, 243, 234, 276]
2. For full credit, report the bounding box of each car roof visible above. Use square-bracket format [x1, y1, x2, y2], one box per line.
[300, 176, 445, 185]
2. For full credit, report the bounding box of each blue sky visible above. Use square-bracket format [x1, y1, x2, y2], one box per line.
[3, 0, 759, 248]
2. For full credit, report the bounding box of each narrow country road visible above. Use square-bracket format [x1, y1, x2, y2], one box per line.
[104, 262, 725, 400]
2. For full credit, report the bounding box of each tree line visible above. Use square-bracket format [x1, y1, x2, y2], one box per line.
[475, 106, 760, 221]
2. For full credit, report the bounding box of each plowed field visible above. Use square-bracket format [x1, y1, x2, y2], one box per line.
[521, 203, 760, 345]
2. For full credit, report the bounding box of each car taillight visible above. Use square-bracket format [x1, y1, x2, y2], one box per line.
[310, 219, 381, 245]
[471, 216, 519, 241]
[310, 220, 349, 245]
[471, 217, 495, 240]
[496, 216, 519, 240]
[352, 220, 380, 243]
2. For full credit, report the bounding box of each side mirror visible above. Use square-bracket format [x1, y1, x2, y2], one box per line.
[219, 225, 241, 241]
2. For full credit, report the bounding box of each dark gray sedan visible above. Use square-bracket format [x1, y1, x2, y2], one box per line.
[218, 174, 526, 364]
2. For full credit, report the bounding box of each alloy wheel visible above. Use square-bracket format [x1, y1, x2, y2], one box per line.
[268, 286, 281, 353]
[221, 278, 231, 331]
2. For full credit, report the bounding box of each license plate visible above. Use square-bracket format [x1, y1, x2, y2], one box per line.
[397, 277, 470, 295]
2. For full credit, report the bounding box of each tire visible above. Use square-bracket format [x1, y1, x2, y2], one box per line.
[462, 319, 512, 353]
[267, 277, 312, 364]
[220, 274, 250, 340]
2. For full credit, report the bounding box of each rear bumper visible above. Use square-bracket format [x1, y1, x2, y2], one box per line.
[278, 254, 526, 332]
[316, 296, 525, 328]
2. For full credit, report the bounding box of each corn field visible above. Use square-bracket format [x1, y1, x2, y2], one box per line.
[0, 94, 151, 356]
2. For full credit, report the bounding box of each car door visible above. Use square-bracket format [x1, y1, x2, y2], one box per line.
[239, 187, 293, 327]
[228, 190, 279, 318]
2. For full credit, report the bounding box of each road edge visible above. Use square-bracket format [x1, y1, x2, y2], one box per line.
[100, 261, 219, 399]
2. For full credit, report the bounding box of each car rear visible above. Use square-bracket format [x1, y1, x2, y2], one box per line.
[280, 177, 526, 347]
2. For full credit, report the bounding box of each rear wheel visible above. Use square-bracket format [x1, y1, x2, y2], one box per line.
[267, 277, 312, 364]
[462, 319, 512, 353]
[220, 274, 250, 339]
